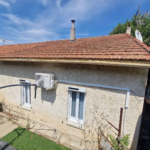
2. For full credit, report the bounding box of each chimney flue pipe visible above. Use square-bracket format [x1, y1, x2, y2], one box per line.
[70, 20, 76, 41]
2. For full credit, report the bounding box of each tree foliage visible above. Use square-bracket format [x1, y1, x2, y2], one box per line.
[109, 134, 130, 150]
[109, 14, 150, 46]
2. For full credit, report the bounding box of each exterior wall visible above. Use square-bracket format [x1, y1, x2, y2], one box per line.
[0, 61, 148, 150]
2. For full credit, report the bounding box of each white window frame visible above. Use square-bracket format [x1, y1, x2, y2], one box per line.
[68, 87, 86, 125]
[20, 79, 31, 108]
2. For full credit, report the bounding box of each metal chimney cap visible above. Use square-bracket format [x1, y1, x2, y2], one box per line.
[71, 20, 75, 23]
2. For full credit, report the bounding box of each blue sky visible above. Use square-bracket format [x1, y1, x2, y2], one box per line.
[0, 0, 149, 45]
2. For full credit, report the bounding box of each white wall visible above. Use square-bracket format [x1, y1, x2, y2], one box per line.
[0, 61, 148, 150]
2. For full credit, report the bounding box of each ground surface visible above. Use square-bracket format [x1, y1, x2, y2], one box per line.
[0, 115, 18, 139]
[1, 127, 71, 150]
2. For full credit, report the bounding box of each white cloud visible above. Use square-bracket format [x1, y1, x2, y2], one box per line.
[0, 0, 10, 8]
[27, 29, 53, 36]
[0, 0, 147, 45]
[2, 27, 58, 44]
[1, 0, 108, 43]
[65, 33, 89, 37]
[0, 0, 16, 9]
[46, 0, 108, 28]
[10, 0, 16, 3]
[1, 14, 33, 25]
[39, 0, 49, 5]
[28, 0, 113, 32]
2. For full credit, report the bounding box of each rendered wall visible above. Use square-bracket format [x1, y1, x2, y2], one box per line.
[0, 61, 148, 150]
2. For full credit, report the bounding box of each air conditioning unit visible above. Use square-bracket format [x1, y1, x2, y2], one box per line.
[35, 73, 55, 90]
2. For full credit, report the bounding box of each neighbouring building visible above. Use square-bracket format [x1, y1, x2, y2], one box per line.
[0, 22, 150, 150]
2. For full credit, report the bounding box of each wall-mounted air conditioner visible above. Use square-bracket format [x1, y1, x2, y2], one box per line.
[35, 73, 55, 90]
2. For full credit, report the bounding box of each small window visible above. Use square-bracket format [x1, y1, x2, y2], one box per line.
[68, 87, 86, 124]
[20, 80, 31, 108]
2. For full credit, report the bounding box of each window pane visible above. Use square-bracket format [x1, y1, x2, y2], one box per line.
[23, 85, 26, 104]
[20, 81, 31, 106]
[21, 85, 25, 105]
[25, 84, 29, 103]
[78, 93, 84, 120]
[71, 92, 76, 117]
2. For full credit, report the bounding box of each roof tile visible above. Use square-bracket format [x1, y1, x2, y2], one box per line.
[0, 33, 150, 61]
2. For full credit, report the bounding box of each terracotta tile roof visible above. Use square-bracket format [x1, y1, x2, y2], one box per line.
[0, 33, 150, 61]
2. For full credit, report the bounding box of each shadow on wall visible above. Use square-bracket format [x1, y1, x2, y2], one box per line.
[136, 101, 150, 150]
[41, 88, 56, 105]
[0, 61, 147, 99]
[130, 114, 142, 150]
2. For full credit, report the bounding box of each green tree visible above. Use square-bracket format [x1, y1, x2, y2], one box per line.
[109, 14, 150, 46]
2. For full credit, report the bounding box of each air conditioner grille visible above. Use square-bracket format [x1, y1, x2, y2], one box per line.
[35, 73, 55, 90]
[35, 74, 45, 88]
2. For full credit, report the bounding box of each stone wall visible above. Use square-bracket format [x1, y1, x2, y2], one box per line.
[0, 61, 148, 150]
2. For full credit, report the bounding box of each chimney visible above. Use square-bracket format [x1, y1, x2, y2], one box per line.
[126, 27, 131, 35]
[126, 23, 131, 35]
[70, 20, 76, 41]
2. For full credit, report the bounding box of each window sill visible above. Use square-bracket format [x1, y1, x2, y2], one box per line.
[67, 121, 84, 130]
[21, 105, 31, 111]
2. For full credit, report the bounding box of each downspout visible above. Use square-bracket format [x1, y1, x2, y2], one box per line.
[122, 90, 130, 135]
[58, 80, 130, 136]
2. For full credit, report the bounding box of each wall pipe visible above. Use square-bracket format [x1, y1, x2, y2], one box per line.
[0, 84, 37, 98]
[58, 80, 130, 136]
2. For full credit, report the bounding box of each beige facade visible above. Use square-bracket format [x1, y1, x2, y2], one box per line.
[0, 61, 148, 150]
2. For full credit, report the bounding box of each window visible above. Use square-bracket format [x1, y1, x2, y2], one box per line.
[68, 87, 86, 124]
[20, 79, 31, 108]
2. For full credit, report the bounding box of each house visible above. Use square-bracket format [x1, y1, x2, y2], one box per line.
[0, 21, 150, 150]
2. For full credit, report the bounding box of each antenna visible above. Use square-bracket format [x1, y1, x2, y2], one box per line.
[135, 5, 150, 27]
[134, 5, 150, 43]
[0, 38, 9, 45]
[0, 37, 18, 45]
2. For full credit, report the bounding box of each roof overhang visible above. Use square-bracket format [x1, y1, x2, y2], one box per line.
[0, 58, 150, 68]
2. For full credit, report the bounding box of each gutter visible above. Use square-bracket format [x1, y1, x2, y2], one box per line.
[0, 58, 150, 68]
